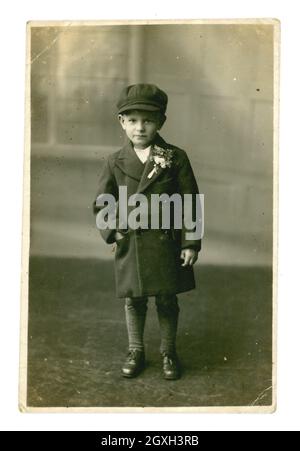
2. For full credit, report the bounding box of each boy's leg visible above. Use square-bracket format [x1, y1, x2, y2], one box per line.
[155, 294, 179, 355]
[155, 294, 181, 380]
[124, 296, 148, 352]
[122, 296, 148, 378]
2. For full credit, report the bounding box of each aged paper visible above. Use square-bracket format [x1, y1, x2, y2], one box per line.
[20, 19, 279, 413]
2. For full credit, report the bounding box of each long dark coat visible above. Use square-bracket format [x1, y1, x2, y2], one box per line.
[93, 134, 201, 299]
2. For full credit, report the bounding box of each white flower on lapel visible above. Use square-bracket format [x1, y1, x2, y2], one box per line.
[147, 145, 174, 179]
[154, 156, 167, 167]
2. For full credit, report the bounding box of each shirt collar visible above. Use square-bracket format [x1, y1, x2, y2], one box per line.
[133, 144, 152, 153]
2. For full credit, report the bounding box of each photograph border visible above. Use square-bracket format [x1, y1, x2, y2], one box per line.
[19, 18, 280, 413]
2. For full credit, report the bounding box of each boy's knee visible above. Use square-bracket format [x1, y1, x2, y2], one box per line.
[125, 296, 148, 312]
[155, 294, 179, 313]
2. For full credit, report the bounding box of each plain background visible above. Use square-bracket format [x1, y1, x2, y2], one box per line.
[0, 0, 299, 432]
[30, 23, 273, 267]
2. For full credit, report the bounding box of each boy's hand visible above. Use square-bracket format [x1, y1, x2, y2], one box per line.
[115, 231, 125, 241]
[181, 248, 198, 267]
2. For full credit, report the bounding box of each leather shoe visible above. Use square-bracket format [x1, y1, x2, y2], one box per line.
[122, 349, 145, 378]
[162, 353, 181, 380]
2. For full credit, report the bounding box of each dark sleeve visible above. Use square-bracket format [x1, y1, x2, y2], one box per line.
[175, 150, 202, 252]
[93, 157, 118, 245]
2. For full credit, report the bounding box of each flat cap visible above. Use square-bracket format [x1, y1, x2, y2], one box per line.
[117, 83, 168, 114]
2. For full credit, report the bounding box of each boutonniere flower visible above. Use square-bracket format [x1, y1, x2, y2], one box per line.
[147, 145, 174, 179]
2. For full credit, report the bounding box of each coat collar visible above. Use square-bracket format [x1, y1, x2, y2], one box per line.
[115, 134, 170, 193]
[115, 139, 145, 182]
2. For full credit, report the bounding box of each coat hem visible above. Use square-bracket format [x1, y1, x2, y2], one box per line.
[116, 285, 196, 300]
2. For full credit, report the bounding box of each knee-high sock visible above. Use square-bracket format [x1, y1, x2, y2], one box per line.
[124, 297, 148, 352]
[155, 295, 179, 355]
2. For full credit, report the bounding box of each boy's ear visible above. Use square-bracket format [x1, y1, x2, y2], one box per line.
[158, 114, 167, 129]
[118, 114, 126, 130]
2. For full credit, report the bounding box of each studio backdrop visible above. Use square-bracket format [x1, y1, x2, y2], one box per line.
[30, 24, 273, 266]
[22, 22, 276, 410]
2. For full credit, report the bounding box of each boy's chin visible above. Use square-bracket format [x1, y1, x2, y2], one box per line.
[132, 139, 152, 149]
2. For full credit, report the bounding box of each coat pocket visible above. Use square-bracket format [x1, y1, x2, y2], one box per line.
[152, 177, 176, 195]
[156, 176, 174, 185]
[115, 232, 130, 259]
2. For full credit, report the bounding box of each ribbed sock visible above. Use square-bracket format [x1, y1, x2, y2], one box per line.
[124, 297, 148, 352]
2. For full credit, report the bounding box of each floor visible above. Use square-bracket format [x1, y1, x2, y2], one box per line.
[27, 257, 273, 408]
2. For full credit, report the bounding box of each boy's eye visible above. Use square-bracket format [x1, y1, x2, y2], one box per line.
[127, 118, 154, 124]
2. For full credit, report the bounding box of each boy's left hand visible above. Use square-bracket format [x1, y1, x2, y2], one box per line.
[181, 248, 199, 267]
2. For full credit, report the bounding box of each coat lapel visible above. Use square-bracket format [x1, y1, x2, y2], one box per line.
[115, 140, 145, 181]
[137, 134, 169, 194]
[137, 147, 164, 193]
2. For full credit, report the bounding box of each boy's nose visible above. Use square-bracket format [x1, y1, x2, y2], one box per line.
[136, 121, 145, 131]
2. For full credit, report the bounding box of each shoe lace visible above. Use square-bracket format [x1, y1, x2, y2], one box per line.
[163, 354, 177, 366]
[128, 350, 141, 361]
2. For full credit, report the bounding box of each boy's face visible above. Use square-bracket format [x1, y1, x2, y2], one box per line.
[118, 110, 164, 149]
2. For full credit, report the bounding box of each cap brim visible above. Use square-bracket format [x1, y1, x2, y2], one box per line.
[118, 103, 161, 114]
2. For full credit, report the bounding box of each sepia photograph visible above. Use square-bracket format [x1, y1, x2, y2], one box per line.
[20, 19, 278, 412]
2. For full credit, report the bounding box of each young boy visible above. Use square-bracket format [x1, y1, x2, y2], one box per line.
[93, 84, 201, 380]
